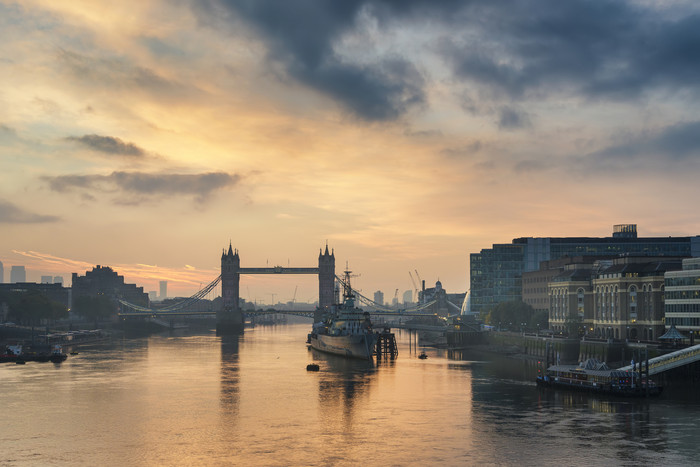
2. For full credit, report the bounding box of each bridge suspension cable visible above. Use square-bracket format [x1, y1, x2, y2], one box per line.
[119, 275, 222, 314]
[334, 274, 437, 314]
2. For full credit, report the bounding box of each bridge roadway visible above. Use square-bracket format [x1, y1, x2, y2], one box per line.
[118, 308, 438, 319]
[618, 344, 700, 375]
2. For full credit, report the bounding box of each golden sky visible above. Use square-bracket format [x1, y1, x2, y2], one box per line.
[2, 1, 700, 303]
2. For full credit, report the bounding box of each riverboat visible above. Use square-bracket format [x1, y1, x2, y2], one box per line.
[536, 358, 662, 397]
[1, 344, 23, 363]
[307, 270, 379, 360]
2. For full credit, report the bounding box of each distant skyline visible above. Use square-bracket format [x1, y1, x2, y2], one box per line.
[3, 1, 700, 301]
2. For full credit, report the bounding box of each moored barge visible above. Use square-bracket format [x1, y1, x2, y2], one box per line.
[536, 358, 662, 397]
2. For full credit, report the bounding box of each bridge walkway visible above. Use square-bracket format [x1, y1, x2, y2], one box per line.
[618, 344, 700, 375]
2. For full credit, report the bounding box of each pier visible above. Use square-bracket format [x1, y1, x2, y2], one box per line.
[375, 329, 398, 360]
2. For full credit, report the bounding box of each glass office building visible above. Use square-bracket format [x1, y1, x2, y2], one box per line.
[665, 258, 700, 332]
[470, 224, 700, 315]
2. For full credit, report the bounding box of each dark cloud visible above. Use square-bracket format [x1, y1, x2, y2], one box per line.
[581, 121, 700, 171]
[196, 1, 427, 121]
[0, 200, 59, 223]
[438, 1, 700, 101]
[66, 134, 146, 157]
[498, 107, 532, 131]
[197, 1, 700, 120]
[43, 171, 241, 203]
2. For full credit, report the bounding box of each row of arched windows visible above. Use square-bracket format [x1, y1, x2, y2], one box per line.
[551, 283, 664, 323]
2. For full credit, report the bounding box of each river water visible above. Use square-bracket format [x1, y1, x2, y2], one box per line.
[2, 323, 699, 466]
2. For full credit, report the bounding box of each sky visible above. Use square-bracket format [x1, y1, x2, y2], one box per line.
[2, 0, 700, 305]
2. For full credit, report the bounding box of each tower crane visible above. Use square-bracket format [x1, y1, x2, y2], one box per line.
[408, 271, 419, 302]
[414, 269, 423, 287]
[415, 269, 424, 303]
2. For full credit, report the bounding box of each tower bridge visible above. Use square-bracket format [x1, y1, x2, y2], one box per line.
[118, 243, 439, 331]
[217, 243, 335, 333]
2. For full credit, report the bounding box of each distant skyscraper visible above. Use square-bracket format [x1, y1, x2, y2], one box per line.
[41, 275, 53, 284]
[402, 290, 413, 304]
[159, 281, 167, 300]
[373, 290, 384, 308]
[0, 261, 4, 283]
[53, 276, 63, 285]
[148, 291, 158, 302]
[10, 265, 26, 283]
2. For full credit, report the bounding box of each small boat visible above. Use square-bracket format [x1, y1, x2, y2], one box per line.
[306, 363, 320, 371]
[418, 351, 428, 359]
[536, 358, 662, 397]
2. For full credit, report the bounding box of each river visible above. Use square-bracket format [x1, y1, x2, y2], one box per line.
[2, 323, 699, 466]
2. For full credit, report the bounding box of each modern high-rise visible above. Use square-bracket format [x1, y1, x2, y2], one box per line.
[0, 260, 4, 283]
[159, 281, 167, 300]
[53, 276, 63, 285]
[10, 265, 26, 283]
[470, 224, 700, 315]
[402, 289, 413, 304]
[41, 275, 53, 284]
[664, 258, 700, 333]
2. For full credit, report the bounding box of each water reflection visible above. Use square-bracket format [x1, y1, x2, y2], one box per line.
[219, 334, 241, 411]
[309, 348, 374, 428]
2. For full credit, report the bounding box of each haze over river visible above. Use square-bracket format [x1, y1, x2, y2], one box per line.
[2, 323, 700, 466]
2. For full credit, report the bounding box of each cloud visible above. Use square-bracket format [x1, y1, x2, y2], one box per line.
[196, 1, 426, 121]
[0, 124, 19, 145]
[437, 1, 700, 101]
[498, 107, 532, 130]
[0, 200, 60, 223]
[580, 120, 700, 171]
[43, 171, 241, 203]
[56, 48, 202, 101]
[66, 134, 146, 157]
[196, 0, 700, 125]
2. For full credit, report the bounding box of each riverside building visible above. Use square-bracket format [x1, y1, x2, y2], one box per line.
[72, 265, 149, 309]
[664, 258, 700, 334]
[470, 224, 700, 316]
[528, 256, 682, 341]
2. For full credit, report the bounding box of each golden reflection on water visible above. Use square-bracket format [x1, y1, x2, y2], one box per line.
[2, 324, 699, 465]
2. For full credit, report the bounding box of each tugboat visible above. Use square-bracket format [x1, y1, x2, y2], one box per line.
[307, 269, 379, 360]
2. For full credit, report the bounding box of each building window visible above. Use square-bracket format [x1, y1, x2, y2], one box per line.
[629, 285, 637, 320]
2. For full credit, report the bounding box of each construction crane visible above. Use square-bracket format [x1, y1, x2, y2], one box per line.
[408, 271, 419, 302]
[414, 269, 424, 303]
[414, 269, 423, 287]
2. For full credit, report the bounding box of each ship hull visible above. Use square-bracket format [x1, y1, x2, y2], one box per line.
[309, 333, 379, 360]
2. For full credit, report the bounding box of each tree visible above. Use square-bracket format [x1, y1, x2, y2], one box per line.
[486, 300, 537, 331]
[3, 290, 68, 325]
[564, 314, 584, 337]
[72, 295, 116, 321]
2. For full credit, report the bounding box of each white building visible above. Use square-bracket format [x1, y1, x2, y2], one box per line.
[664, 257, 700, 333]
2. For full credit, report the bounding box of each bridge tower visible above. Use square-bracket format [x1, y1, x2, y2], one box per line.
[317, 244, 336, 321]
[218, 243, 243, 334]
